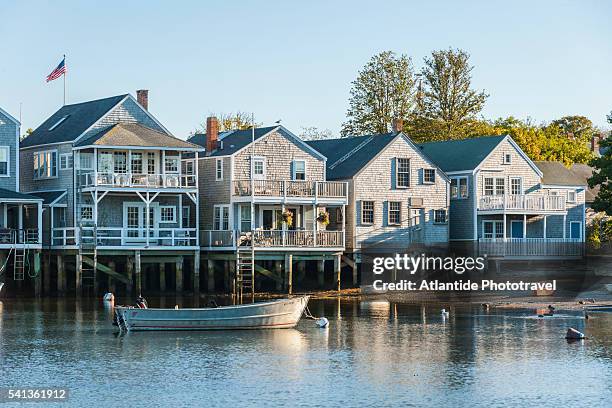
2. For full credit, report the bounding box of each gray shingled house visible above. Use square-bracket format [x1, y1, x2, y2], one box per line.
[19, 91, 204, 294]
[419, 135, 586, 258]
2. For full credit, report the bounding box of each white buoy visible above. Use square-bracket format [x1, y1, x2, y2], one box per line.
[103, 292, 114, 302]
[441, 308, 449, 317]
[315, 317, 329, 328]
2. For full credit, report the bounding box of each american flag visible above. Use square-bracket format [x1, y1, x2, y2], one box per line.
[46, 57, 66, 82]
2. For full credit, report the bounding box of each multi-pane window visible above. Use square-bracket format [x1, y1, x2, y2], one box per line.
[396, 158, 410, 188]
[483, 221, 504, 239]
[147, 152, 156, 174]
[165, 154, 179, 173]
[510, 178, 522, 195]
[503, 153, 512, 164]
[361, 201, 374, 224]
[293, 160, 306, 180]
[423, 168, 435, 184]
[33, 150, 58, 179]
[451, 177, 469, 199]
[131, 152, 143, 174]
[240, 205, 251, 232]
[484, 177, 505, 196]
[388, 201, 401, 225]
[214, 205, 230, 230]
[484, 177, 494, 196]
[59, 153, 73, 171]
[434, 209, 447, 224]
[160, 206, 175, 223]
[253, 158, 265, 179]
[216, 158, 223, 181]
[567, 191, 576, 203]
[79, 153, 93, 170]
[80, 205, 93, 221]
[113, 152, 127, 173]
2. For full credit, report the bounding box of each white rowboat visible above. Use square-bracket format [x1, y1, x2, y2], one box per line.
[115, 296, 310, 331]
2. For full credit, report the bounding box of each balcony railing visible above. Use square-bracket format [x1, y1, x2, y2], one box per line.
[232, 180, 347, 199]
[479, 238, 583, 257]
[51, 227, 197, 247]
[201, 229, 345, 249]
[0, 229, 39, 245]
[478, 194, 566, 212]
[78, 172, 197, 188]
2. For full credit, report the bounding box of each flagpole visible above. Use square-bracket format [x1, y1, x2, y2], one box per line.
[63, 54, 66, 105]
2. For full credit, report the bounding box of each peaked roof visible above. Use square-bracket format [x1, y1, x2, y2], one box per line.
[535, 161, 586, 187]
[0, 106, 20, 125]
[32, 190, 67, 205]
[75, 123, 201, 150]
[0, 188, 42, 201]
[20, 94, 128, 148]
[570, 163, 597, 203]
[417, 135, 507, 172]
[307, 133, 397, 179]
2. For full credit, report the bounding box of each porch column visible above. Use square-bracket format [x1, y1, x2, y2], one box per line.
[342, 205, 346, 247]
[563, 214, 566, 239]
[159, 262, 166, 291]
[313, 204, 317, 246]
[523, 214, 526, 238]
[543, 215, 547, 239]
[37, 201, 43, 244]
[281, 203, 286, 246]
[145, 192, 150, 247]
[135, 250, 142, 295]
[502, 214, 506, 239]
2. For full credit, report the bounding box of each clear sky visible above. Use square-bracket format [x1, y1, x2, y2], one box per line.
[1, 0, 610, 139]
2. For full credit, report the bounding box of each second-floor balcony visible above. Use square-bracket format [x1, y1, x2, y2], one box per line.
[78, 172, 197, 189]
[51, 226, 198, 248]
[201, 229, 345, 250]
[0, 228, 40, 247]
[232, 180, 348, 202]
[478, 194, 566, 213]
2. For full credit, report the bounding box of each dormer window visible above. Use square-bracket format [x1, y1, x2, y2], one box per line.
[503, 153, 512, 165]
[48, 115, 69, 131]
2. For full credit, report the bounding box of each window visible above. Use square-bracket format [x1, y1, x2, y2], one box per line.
[434, 209, 447, 224]
[451, 177, 469, 199]
[131, 152, 143, 174]
[182, 206, 190, 227]
[510, 177, 522, 196]
[361, 201, 374, 224]
[253, 157, 265, 179]
[79, 153, 93, 170]
[147, 152, 156, 175]
[80, 205, 93, 221]
[59, 153, 73, 170]
[214, 205, 230, 230]
[567, 191, 576, 203]
[423, 168, 435, 184]
[160, 206, 176, 223]
[293, 160, 306, 181]
[396, 158, 410, 188]
[113, 152, 127, 173]
[240, 205, 251, 232]
[503, 153, 512, 164]
[165, 153, 179, 174]
[483, 221, 504, 239]
[484, 177, 505, 196]
[216, 158, 223, 181]
[184, 160, 195, 175]
[336, 207, 343, 224]
[33, 150, 58, 179]
[0, 146, 9, 176]
[388, 201, 401, 225]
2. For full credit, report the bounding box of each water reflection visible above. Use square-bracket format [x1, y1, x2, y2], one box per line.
[0, 297, 611, 406]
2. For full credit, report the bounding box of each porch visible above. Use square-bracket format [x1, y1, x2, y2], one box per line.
[0, 195, 43, 248]
[232, 180, 348, 203]
[201, 229, 345, 250]
[479, 238, 583, 257]
[478, 194, 566, 213]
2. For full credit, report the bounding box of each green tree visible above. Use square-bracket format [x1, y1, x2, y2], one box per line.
[20, 128, 33, 142]
[341, 51, 415, 136]
[417, 48, 489, 140]
[195, 112, 260, 134]
[589, 112, 612, 215]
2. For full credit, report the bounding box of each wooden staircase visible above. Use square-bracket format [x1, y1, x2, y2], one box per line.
[236, 246, 255, 303]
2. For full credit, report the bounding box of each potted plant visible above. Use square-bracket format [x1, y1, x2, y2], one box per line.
[316, 211, 330, 226]
[281, 209, 293, 227]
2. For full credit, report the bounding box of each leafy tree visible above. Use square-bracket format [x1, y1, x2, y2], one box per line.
[299, 126, 334, 141]
[20, 128, 33, 142]
[417, 48, 489, 140]
[589, 112, 612, 215]
[551, 115, 596, 140]
[195, 112, 260, 134]
[341, 51, 415, 136]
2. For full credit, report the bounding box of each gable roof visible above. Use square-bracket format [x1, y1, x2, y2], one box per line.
[570, 163, 597, 203]
[0, 106, 20, 125]
[307, 133, 398, 179]
[75, 123, 201, 150]
[20, 94, 128, 148]
[417, 135, 507, 172]
[0, 188, 42, 201]
[31, 190, 67, 206]
[534, 161, 586, 187]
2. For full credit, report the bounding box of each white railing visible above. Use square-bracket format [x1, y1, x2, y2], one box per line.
[51, 227, 197, 247]
[201, 229, 345, 249]
[0, 229, 39, 245]
[78, 172, 197, 188]
[232, 180, 347, 199]
[479, 194, 566, 212]
[479, 238, 583, 257]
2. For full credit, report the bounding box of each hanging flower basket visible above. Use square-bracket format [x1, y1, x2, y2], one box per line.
[281, 210, 293, 227]
[317, 211, 330, 226]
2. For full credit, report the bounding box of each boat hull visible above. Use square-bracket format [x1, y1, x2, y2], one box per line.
[115, 296, 310, 331]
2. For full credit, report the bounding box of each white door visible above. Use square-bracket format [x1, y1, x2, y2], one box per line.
[123, 203, 159, 243]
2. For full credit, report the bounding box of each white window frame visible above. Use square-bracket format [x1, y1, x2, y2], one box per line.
[451, 176, 469, 199]
[59, 153, 73, 171]
[388, 201, 401, 226]
[0, 146, 9, 177]
[78, 152, 94, 170]
[396, 158, 410, 188]
[484, 177, 505, 196]
[213, 204, 230, 230]
[164, 153, 180, 174]
[434, 209, 447, 224]
[567, 190, 577, 203]
[253, 156, 266, 180]
[361, 201, 374, 225]
[239, 204, 252, 232]
[80, 204, 94, 221]
[292, 160, 306, 181]
[503, 153, 512, 165]
[215, 158, 223, 181]
[33, 149, 58, 179]
[510, 177, 522, 196]
[159, 206, 176, 223]
[483, 220, 504, 239]
[423, 168, 435, 184]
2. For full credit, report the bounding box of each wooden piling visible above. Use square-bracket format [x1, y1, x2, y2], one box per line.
[43, 253, 51, 294]
[285, 254, 293, 294]
[135, 251, 142, 295]
[75, 253, 82, 295]
[194, 251, 201, 294]
[159, 262, 166, 291]
[126, 256, 134, 295]
[108, 260, 116, 293]
[175, 257, 183, 293]
[34, 252, 42, 297]
[57, 254, 66, 294]
[334, 254, 341, 292]
[206, 257, 215, 293]
[317, 259, 325, 288]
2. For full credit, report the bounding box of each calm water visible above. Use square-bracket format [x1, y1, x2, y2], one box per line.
[1, 297, 611, 407]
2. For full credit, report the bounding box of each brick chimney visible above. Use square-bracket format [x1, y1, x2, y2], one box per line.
[136, 89, 149, 110]
[206, 116, 219, 154]
[392, 118, 404, 133]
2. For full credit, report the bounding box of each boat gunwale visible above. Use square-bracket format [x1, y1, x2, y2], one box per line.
[115, 295, 309, 312]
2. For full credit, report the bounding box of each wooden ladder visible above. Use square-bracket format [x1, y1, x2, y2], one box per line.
[13, 247, 25, 281]
[79, 225, 97, 290]
[236, 246, 255, 303]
